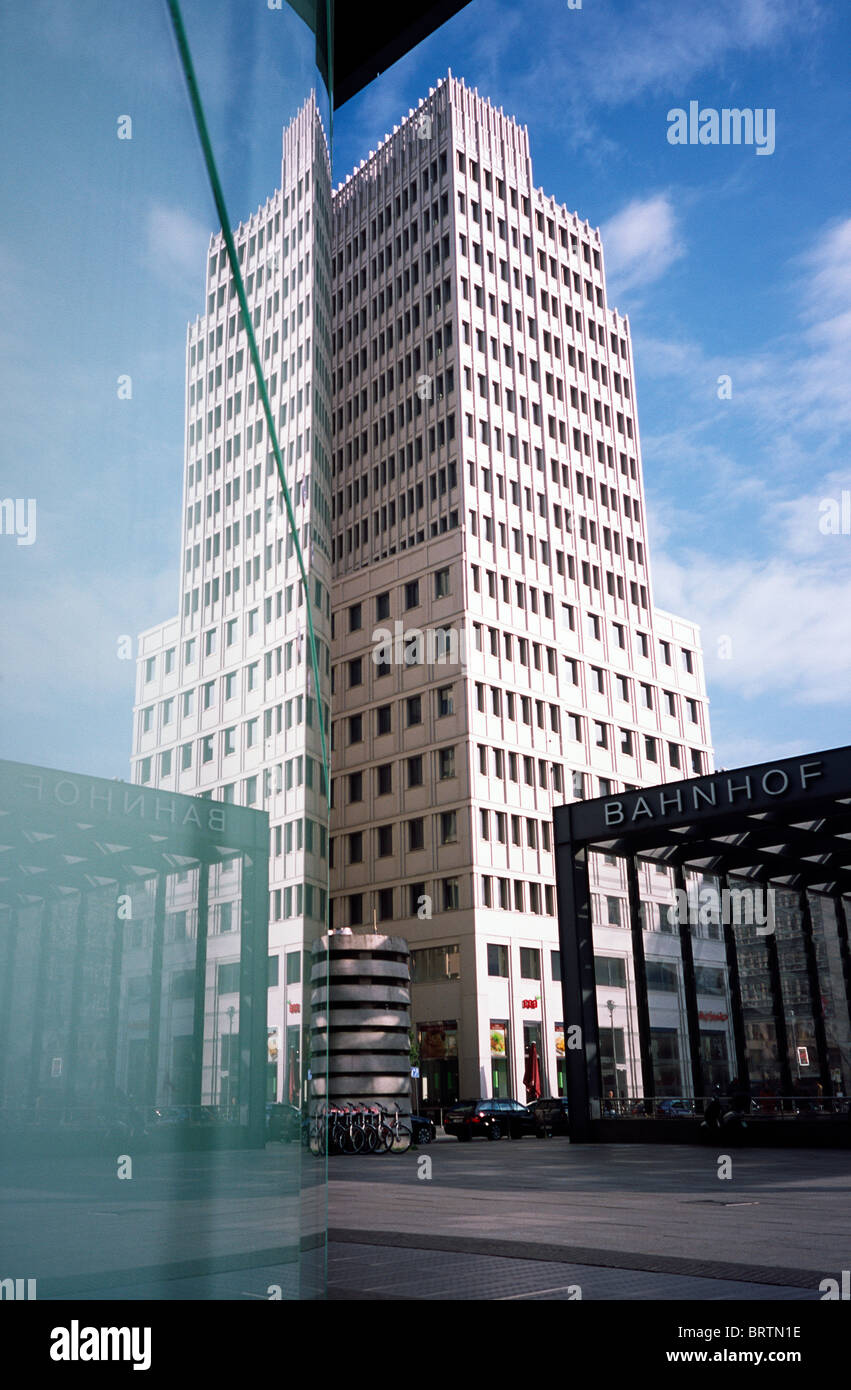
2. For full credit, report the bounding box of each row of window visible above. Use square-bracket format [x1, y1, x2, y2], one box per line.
[563, 717, 703, 773]
[335, 686, 455, 749]
[480, 878, 556, 915]
[336, 745, 457, 803]
[340, 570, 451, 636]
[339, 808, 460, 863]
[137, 749, 325, 802]
[141, 583, 330, 686]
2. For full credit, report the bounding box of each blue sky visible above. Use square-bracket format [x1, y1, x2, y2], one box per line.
[0, 0, 849, 778]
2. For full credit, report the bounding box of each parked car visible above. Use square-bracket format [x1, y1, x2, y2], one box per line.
[444, 1098, 537, 1141]
[266, 1102, 302, 1143]
[528, 1096, 570, 1136]
[410, 1113, 436, 1144]
[655, 1099, 694, 1119]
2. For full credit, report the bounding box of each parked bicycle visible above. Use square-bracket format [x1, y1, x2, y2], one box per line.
[305, 1101, 413, 1155]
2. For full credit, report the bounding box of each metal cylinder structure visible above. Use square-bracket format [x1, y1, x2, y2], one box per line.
[309, 931, 411, 1113]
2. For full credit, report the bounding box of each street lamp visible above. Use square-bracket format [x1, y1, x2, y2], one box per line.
[224, 1005, 236, 1117]
[606, 999, 617, 1111]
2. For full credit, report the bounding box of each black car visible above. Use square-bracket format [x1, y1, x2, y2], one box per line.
[444, 1098, 537, 1141]
[528, 1096, 570, 1136]
[410, 1113, 436, 1144]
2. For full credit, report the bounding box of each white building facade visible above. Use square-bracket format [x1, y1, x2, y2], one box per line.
[329, 75, 719, 1109]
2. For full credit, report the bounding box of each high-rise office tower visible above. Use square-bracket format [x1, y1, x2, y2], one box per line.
[328, 75, 715, 1106]
[133, 75, 718, 1110]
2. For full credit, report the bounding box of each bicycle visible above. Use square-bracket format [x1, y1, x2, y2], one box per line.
[377, 1102, 412, 1154]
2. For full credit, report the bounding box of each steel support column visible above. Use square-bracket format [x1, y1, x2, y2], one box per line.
[554, 833, 599, 1142]
[625, 855, 655, 1103]
[673, 864, 705, 1104]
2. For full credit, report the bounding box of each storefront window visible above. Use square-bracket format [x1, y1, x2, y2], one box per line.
[490, 1020, 510, 1096]
[417, 1021, 458, 1108]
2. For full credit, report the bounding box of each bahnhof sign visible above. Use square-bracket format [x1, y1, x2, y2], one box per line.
[0, 759, 270, 1149]
[555, 746, 851, 1141]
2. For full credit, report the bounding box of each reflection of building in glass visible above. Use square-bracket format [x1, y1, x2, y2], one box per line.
[555, 747, 851, 1138]
[0, 759, 269, 1145]
[130, 95, 333, 1108]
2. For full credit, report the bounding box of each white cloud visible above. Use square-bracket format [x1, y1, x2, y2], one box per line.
[144, 204, 211, 296]
[652, 549, 851, 707]
[601, 193, 684, 294]
[565, 0, 818, 107]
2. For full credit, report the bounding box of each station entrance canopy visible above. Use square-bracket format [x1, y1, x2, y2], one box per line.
[554, 747, 851, 1141]
[0, 759, 270, 1149]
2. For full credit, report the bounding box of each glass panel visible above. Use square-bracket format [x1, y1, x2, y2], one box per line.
[0, 0, 330, 1301]
[644, 935, 687, 1097]
[810, 896, 851, 1101]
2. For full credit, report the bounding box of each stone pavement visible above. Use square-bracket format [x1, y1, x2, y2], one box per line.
[2, 1138, 847, 1300]
[326, 1136, 851, 1299]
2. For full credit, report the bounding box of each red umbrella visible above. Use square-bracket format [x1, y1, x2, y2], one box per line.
[524, 1042, 542, 1102]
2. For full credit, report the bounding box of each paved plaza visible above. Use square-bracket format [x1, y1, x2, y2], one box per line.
[1, 1138, 848, 1300]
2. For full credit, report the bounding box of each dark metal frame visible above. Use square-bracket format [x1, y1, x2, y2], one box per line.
[554, 746, 851, 1141]
[0, 759, 269, 1146]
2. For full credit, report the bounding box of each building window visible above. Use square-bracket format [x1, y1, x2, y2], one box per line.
[408, 756, 424, 787]
[406, 694, 422, 726]
[405, 579, 420, 610]
[551, 950, 562, 981]
[437, 685, 454, 717]
[606, 896, 622, 926]
[645, 960, 680, 992]
[438, 746, 456, 779]
[412, 944, 461, 982]
[376, 704, 392, 735]
[487, 943, 509, 977]
[442, 878, 460, 911]
[520, 947, 541, 979]
[348, 602, 362, 632]
[349, 657, 362, 687]
[376, 591, 390, 620]
[434, 567, 450, 599]
[217, 962, 240, 994]
[408, 818, 425, 850]
[594, 955, 627, 988]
